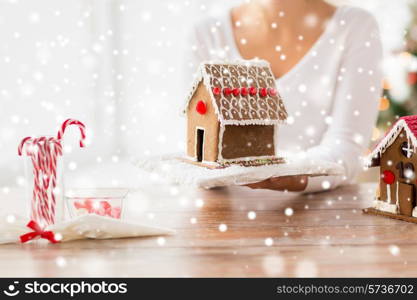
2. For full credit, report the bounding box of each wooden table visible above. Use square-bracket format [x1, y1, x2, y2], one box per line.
[1, 183, 416, 277]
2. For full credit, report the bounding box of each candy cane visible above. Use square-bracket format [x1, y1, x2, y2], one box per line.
[19, 137, 59, 225]
[29, 143, 48, 225]
[32, 138, 49, 224]
[18, 137, 34, 156]
[34, 138, 53, 225]
[41, 137, 62, 224]
[18, 119, 86, 226]
[57, 119, 86, 147]
[47, 139, 62, 223]
[21, 139, 42, 223]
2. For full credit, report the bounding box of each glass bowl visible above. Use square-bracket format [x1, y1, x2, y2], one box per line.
[65, 188, 129, 220]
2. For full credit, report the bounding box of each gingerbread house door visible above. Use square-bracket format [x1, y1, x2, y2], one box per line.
[398, 182, 415, 216]
[196, 128, 204, 162]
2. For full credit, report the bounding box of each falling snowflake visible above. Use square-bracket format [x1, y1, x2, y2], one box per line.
[286, 116, 295, 125]
[247, 211, 256, 220]
[389, 245, 400, 256]
[321, 180, 331, 190]
[304, 14, 318, 27]
[6, 214, 15, 223]
[195, 198, 204, 208]
[68, 162, 77, 171]
[54, 233, 63, 241]
[284, 207, 294, 216]
[298, 84, 307, 93]
[354, 133, 364, 145]
[157, 237, 166, 246]
[404, 169, 415, 179]
[56, 256, 67, 267]
[218, 224, 227, 232]
[325, 116, 333, 125]
[265, 237, 274, 246]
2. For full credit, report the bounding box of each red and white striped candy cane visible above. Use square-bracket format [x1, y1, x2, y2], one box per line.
[19, 137, 41, 223]
[18, 137, 34, 156]
[19, 137, 60, 225]
[47, 138, 63, 223]
[33, 138, 52, 225]
[57, 119, 86, 147]
[19, 119, 86, 227]
[27, 140, 49, 225]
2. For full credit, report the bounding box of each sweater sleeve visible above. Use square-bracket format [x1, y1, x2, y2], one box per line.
[304, 11, 383, 193]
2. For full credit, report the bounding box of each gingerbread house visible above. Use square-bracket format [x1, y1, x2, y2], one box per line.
[366, 115, 417, 222]
[184, 60, 288, 167]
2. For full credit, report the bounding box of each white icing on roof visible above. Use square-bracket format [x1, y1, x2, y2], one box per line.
[184, 59, 288, 125]
[367, 117, 417, 166]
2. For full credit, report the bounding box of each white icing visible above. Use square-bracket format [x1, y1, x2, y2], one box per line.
[218, 124, 225, 161]
[395, 181, 399, 208]
[373, 199, 398, 214]
[367, 119, 417, 164]
[183, 155, 219, 166]
[135, 154, 345, 189]
[386, 184, 391, 203]
[412, 206, 417, 218]
[183, 59, 286, 126]
[219, 155, 277, 163]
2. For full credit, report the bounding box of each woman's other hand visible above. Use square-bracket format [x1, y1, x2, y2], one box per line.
[245, 175, 308, 192]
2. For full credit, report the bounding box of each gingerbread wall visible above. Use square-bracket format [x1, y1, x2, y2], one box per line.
[379, 129, 417, 207]
[221, 125, 275, 160]
[186, 82, 220, 162]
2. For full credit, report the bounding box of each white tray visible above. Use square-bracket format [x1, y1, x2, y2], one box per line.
[135, 154, 344, 189]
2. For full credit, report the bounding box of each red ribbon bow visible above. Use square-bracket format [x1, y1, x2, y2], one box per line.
[20, 220, 59, 244]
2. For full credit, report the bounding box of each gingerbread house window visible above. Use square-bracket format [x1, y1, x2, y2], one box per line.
[400, 141, 414, 158]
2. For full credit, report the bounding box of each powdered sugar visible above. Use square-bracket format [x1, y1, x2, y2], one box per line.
[135, 153, 344, 189]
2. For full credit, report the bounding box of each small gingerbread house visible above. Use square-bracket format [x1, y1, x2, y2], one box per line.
[184, 60, 287, 166]
[367, 116, 417, 221]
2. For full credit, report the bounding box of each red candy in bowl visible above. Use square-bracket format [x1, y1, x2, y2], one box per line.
[66, 188, 128, 220]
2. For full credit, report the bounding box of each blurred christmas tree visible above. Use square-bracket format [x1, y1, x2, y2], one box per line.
[377, 2, 417, 131]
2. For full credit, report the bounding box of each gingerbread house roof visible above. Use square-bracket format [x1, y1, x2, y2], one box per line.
[185, 60, 288, 125]
[368, 115, 417, 166]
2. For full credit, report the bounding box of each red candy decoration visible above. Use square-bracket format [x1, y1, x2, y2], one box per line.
[212, 87, 221, 95]
[223, 88, 232, 96]
[259, 88, 268, 97]
[269, 88, 277, 96]
[249, 87, 257, 96]
[241, 87, 248, 96]
[232, 88, 240, 96]
[382, 170, 395, 185]
[196, 100, 207, 115]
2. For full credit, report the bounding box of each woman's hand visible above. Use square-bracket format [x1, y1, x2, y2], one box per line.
[245, 175, 308, 192]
